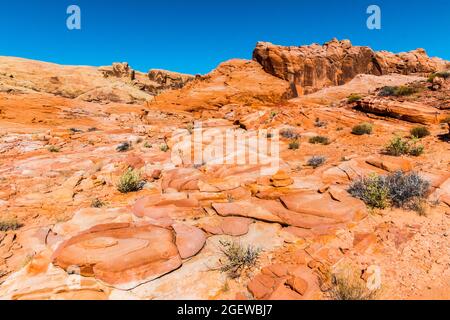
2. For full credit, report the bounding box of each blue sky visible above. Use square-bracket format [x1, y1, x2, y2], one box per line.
[1, 0, 449, 74]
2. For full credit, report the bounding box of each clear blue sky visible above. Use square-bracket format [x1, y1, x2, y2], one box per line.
[1, 0, 449, 74]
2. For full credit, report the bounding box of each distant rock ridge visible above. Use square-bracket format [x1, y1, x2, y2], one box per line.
[0, 57, 194, 104]
[253, 38, 449, 95]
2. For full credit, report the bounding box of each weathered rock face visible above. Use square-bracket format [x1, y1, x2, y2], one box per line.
[253, 39, 448, 94]
[356, 98, 447, 124]
[52, 223, 182, 289]
[147, 59, 294, 113]
[0, 57, 193, 104]
[148, 69, 195, 93]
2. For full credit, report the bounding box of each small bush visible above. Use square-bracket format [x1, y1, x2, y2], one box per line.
[428, 71, 450, 82]
[352, 123, 373, 136]
[47, 145, 60, 153]
[378, 85, 418, 97]
[385, 136, 410, 156]
[218, 240, 261, 279]
[329, 271, 378, 300]
[117, 169, 144, 193]
[410, 126, 430, 139]
[0, 219, 23, 232]
[160, 143, 169, 152]
[309, 136, 330, 145]
[348, 93, 363, 103]
[144, 142, 152, 148]
[280, 128, 300, 139]
[385, 136, 425, 157]
[307, 156, 327, 168]
[384, 171, 430, 207]
[289, 139, 300, 150]
[349, 171, 430, 212]
[348, 174, 390, 209]
[116, 142, 131, 152]
[314, 118, 327, 128]
[91, 198, 105, 208]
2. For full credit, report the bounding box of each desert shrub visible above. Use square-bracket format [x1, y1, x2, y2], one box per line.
[289, 139, 300, 150]
[405, 198, 428, 216]
[384, 171, 430, 207]
[408, 141, 425, 156]
[309, 136, 330, 145]
[378, 85, 418, 97]
[160, 143, 169, 152]
[410, 126, 430, 138]
[347, 93, 363, 103]
[314, 118, 327, 128]
[329, 271, 378, 300]
[69, 128, 83, 134]
[91, 198, 105, 208]
[144, 142, 152, 148]
[270, 111, 278, 119]
[307, 156, 327, 168]
[428, 71, 450, 82]
[348, 174, 390, 209]
[47, 145, 60, 153]
[385, 136, 410, 156]
[352, 123, 373, 136]
[116, 142, 131, 152]
[349, 171, 430, 211]
[218, 240, 261, 279]
[0, 219, 23, 232]
[117, 169, 144, 193]
[280, 128, 299, 139]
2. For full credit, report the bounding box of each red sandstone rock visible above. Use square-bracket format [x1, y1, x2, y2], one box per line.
[173, 223, 206, 259]
[253, 39, 447, 95]
[52, 223, 182, 288]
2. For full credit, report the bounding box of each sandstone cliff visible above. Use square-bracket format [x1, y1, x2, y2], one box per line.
[253, 38, 448, 95]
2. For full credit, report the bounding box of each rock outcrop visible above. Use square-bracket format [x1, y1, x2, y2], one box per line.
[0, 57, 193, 104]
[356, 98, 446, 124]
[253, 39, 448, 94]
[147, 59, 294, 113]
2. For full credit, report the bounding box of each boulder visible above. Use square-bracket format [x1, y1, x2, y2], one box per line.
[52, 223, 182, 289]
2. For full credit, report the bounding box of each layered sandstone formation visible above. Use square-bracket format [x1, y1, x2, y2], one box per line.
[0, 58, 193, 104]
[253, 39, 448, 94]
[1, 40, 450, 301]
[147, 59, 294, 113]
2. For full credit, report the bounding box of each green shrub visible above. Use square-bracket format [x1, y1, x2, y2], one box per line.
[385, 136, 410, 156]
[0, 219, 23, 232]
[385, 136, 425, 157]
[352, 123, 373, 136]
[348, 174, 390, 209]
[378, 85, 418, 97]
[289, 139, 300, 150]
[91, 198, 105, 208]
[428, 71, 450, 82]
[410, 126, 430, 138]
[347, 93, 363, 103]
[47, 145, 60, 153]
[309, 136, 330, 145]
[117, 169, 144, 193]
[160, 143, 169, 152]
[218, 240, 261, 279]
